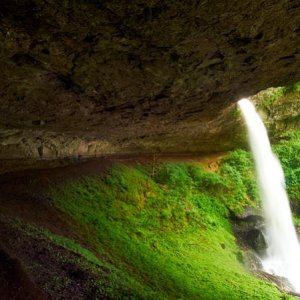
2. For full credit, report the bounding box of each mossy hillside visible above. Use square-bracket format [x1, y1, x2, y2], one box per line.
[5, 218, 154, 300]
[51, 162, 286, 299]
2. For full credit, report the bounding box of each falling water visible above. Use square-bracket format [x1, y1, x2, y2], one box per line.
[238, 98, 300, 292]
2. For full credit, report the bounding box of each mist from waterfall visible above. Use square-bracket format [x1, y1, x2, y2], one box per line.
[238, 98, 300, 292]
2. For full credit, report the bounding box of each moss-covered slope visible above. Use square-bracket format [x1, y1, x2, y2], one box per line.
[3, 137, 300, 298]
[22, 161, 288, 299]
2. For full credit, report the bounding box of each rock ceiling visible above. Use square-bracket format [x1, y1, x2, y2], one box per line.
[0, 0, 300, 159]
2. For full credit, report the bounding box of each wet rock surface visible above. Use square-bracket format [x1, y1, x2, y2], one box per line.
[232, 208, 267, 254]
[246, 228, 267, 253]
[0, 1, 300, 158]
[255, 270, 298, 296]
[232, 209, 299, 296]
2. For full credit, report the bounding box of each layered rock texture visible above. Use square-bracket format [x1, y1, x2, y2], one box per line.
[252, 86, 300, 137]
[1, 0, 300, 159]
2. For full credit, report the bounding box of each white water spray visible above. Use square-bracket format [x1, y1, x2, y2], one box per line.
[238, 98, 300, 292]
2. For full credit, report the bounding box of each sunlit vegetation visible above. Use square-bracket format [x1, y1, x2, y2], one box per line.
[48, 161, 286, 299]
[256, 81, 300, 112]
[8, 128, 300, 299]
[273, 131, 300, 207]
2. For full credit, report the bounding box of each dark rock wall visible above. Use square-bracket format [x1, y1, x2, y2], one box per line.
[0, 0, 300, 158]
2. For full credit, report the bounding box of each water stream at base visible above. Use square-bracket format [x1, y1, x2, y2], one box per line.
[238, 98, 300, 292]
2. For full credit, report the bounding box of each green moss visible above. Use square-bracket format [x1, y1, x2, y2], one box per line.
[219, 150, 259, 213]
[50, 163, 285, 299]
[256, 87, 286, 112]
[219, 132, 300, 212]
[6, 217, 159, 300]
[13, 221, 101, 266]
[255, 84, 300, 139]
[293, 214, 300, 229]
[273, 131, 300, 207]
[283, 82, 300, 94]
[14, 130, 300, 299]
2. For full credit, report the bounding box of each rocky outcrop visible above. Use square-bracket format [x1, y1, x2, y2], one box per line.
[0, 129, 115, 159]
[233, 208, 267, 255]
[251, 87, 300, 137]
[0, 1, 300, 159]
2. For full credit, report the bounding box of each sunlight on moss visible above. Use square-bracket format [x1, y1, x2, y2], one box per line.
[49, 162, 286, 299]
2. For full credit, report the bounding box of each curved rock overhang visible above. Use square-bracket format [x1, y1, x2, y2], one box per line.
[0, 0, 300, 159]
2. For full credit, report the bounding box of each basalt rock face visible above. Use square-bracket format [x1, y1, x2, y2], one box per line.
[0, 0, 300, 159]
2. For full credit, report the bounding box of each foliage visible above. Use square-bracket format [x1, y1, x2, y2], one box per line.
[255, 82, 300, 113]
[6, 217, 153, 300]
[219, 149, 259, 213]
[282, 81, 300, 94]
[14, 135, 300, 299]
[154, 163, 194, 189]
[50, 163, 284, 300]
[256, 87, 285, 112]
[218, 132, 300, 214]
[273, 131, 300, 206]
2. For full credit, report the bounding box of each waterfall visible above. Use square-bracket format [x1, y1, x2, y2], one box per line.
[238, 98, 300, 292]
